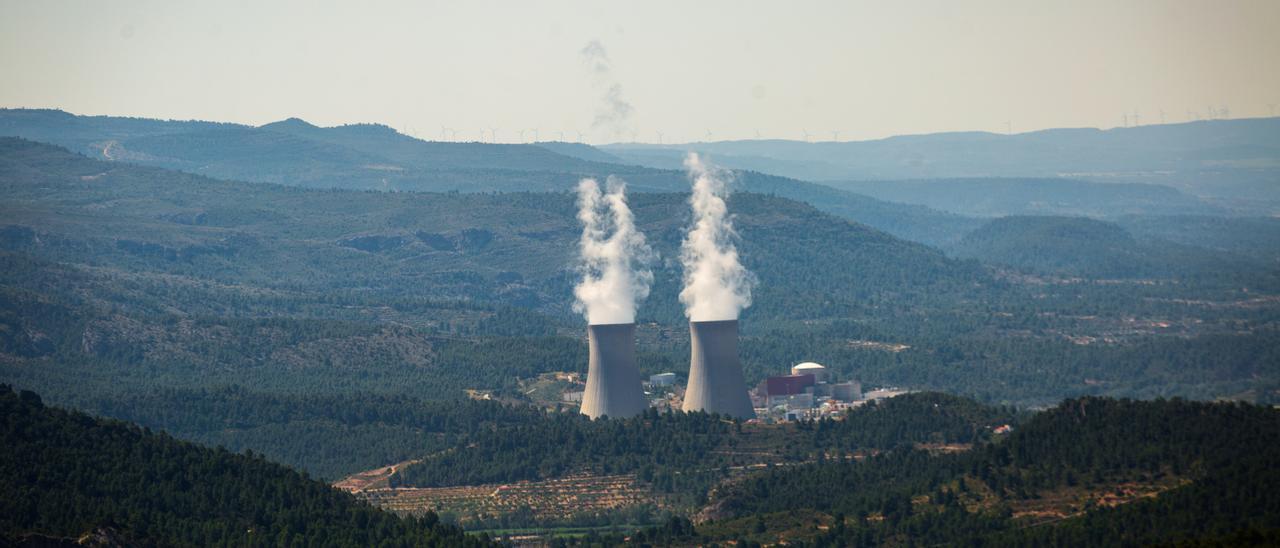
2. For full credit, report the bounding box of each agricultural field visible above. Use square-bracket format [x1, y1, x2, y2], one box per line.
[351, 472, 664, 526]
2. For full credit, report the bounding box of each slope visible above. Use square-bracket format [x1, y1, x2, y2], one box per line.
[684, 397, 1280, 546]
[949, 215, 1268, 279]
[0, 109, 979, 246]
[0, 385, 491, 547]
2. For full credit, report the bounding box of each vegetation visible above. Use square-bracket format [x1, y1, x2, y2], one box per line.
[62, 386, 548, 480]
[391, 393, 1016, 504]
[607, 397, 1280, 547]
[0, 385, 493, 547]
[950, 215, 1270, 280]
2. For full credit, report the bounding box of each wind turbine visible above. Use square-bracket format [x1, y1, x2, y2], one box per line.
[531, 129, 540, 142]
[1159, 109, 1166, 124]
[1131, 112, 1141, 126]
[557, 130, 565, 141]
[1121, 113, 1129, 127]
[831, 130, 840, 141]
[655, 131, 664, 144]
[754, 129, 762, 139]
[489, 127, 499, 142]
[1004, 121, 1012, 135]
[1220, 106, 1230, 119]
[516, 129, 526, 143]
[704, 129, 713, 142]
[440, 126, 450, 141]
[576, 130, 586, 143]
[801, 129, 811, 142]
[630, 130, 638, 143]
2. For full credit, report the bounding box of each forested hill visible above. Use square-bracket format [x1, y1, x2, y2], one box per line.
[950, 215, 1272, 280]
[0, 110, 977, 246]
[632, 397, 1280, 547]
[0, 385, 493, 547]
[0, 136, 982, 325]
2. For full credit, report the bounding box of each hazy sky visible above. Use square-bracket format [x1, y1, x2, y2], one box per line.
[2, 0, 1278, 143]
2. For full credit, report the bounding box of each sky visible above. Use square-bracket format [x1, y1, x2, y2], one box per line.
[2, 0, 1278, 144]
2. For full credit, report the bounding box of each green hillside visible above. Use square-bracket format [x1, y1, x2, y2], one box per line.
[619, 397, 1280, 546]
[949, 215, 1268, 279]
[0, 385, 492, 547]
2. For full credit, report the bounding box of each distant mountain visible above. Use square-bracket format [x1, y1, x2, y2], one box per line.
[829, 178, 1219, 218]
[603, 118, 1280, 180]
[603, 118, 1280, 215]
[0, 138, 981, 324]
[1116, 215, 1280, 263]
[0, 110, 978, 246]
[0, 385, 490, 546]
[950, 215, 1266, 279]
[534, 140, 628, 164]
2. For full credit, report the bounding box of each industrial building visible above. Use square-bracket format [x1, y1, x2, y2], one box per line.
[830, 381, 861, 402]
[648, 372, 677, 387]
[682, 319, 755, 419]
[580, 323, 648, 419]
[755, 360, 863, 421]
[767, 373, 815, 396]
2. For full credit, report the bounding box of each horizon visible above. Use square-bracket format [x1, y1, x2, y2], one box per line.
[6, 105, 1274, 147]
[3, 0, 1278, 144]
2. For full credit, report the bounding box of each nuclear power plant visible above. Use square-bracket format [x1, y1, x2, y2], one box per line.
[580, 323, 648, 419]
[682, 319, 755, 419]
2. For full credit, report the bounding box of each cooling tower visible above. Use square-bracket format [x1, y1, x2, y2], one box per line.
[682, 319, 755, 419]
[580, 323, 648, 419]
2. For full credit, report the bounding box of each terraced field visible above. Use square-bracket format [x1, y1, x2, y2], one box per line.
[352, 473, 664, 525]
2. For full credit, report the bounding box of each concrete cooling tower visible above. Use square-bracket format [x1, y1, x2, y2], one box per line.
[682, 319, 755, 419]
[580, 323, 648, 419]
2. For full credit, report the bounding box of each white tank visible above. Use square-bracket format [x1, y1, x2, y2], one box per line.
[791, 362, 829, 383]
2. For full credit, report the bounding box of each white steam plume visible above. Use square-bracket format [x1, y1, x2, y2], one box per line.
[580, 40, 635, 140]
[680, 153, 755, 322]
[573, 176, 654, 325]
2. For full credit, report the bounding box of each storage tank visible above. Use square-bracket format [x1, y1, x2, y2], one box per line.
[580, 323, 648, 419]
[791, 362, 829, 383]
[682, 319, 755, 419]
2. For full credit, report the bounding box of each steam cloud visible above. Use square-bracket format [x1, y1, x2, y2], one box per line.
[580, 40, 635, 139]
[680, 153, 755, 321]
[574, 176, 654, 325]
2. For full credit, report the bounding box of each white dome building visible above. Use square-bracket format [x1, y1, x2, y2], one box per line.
[791, 362, 829, 383]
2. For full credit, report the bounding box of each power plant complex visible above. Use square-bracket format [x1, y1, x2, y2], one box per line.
[575, 318, 871, 422]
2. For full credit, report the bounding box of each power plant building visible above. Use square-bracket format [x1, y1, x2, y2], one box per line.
[580, 323, 648, 419]
[682, 319, 755, 419]
[766, 374, 816, 397]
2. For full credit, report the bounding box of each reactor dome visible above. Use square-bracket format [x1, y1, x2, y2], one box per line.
[791, 362, 829, 383]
